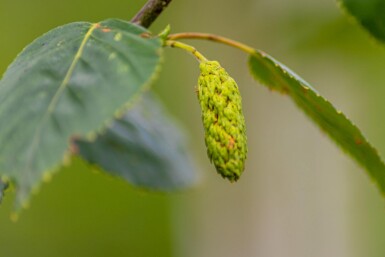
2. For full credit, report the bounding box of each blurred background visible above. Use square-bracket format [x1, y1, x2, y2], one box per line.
[2, 0, 385, 256]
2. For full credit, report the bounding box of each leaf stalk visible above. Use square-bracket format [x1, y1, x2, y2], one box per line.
[165, 40, 208, 62]
[168, 33, 255, 54]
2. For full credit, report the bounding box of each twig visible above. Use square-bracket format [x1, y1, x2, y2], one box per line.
[131, 0, 173, 28]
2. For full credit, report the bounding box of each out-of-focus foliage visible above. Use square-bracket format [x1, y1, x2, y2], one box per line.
[77, 92, 197, 190]
[0, 179, 8, 203]
[341, 0, 385, 43]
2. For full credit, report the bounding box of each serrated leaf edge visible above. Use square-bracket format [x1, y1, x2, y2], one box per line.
[6, 23, 164, 213]
[248, 50, 385, 194]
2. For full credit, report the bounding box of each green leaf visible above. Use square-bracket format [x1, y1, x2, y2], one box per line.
[248, 51, 385, 194]
[0, 19, 163, 208]
[75, 92, 197, 190]
[340, 0, 385, 42]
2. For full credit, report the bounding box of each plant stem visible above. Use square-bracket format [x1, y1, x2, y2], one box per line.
[165, 40, 208, 62]
[131, 0, 173, 28]
[168, 33, 255, 54]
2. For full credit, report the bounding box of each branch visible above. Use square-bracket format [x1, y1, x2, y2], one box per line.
[131, 0, 173, 28]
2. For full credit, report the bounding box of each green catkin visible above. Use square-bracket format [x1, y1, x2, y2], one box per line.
[197, 61, 247, 181]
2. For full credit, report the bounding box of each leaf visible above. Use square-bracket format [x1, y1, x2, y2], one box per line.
[0, 19, 163, 208]
[75, 92, 197, 190]
[248, 50, 385, 194]
[340, 0, 385, 43]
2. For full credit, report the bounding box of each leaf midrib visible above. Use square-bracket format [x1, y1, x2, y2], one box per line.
[24, 22, 100, 175]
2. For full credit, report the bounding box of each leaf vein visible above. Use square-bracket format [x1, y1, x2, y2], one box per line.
[24, 22, 100, 174]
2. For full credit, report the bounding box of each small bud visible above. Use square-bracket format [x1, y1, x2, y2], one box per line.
[197, 61, 247, 181]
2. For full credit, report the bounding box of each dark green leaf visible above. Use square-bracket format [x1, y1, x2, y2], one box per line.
[76, 92, 197, 190]
[0, 19, 162, 208]
[249, 51, 385, 194]
[341, 0, 385, 42]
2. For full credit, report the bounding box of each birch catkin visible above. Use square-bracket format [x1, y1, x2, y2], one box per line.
[197, 61, 247, 181]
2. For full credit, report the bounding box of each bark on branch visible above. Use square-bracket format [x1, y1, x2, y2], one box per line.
[131, 0, 173, 28]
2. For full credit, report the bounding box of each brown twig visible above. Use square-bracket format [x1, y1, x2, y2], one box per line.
[131, 0, 173, 28]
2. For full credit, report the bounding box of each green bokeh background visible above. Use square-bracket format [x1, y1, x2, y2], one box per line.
[2, 0, 385, 256]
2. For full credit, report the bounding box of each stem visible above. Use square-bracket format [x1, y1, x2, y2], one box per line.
[168, 33, 255, 54]
[131, 0, 173, 28]
[165, 40, 208, 62]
